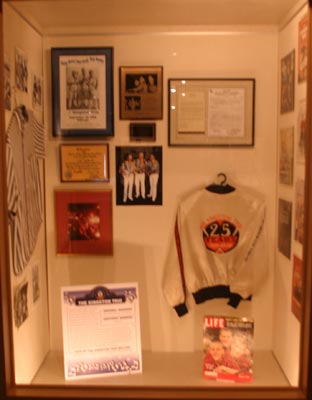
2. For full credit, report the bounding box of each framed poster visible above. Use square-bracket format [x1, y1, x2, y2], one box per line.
[15, 47, 28, 93]
[116, 146, 162, 205]
[119, 66, 163, 120]
[297, 99, 306, 164]
[279, 127, 294, 186]
[278, 198, 292, 259]
[60, 143, 109, 182]
[4, 54, 11, 111]
[55, 190, 113, 255]
[51, 47, 114, 137]
[294, 179, 304, 245]
[280, 49, 295, 114]
[168, 78, 255, 146]
[292, 255, 303, 322]
[298, 14, 308, 83]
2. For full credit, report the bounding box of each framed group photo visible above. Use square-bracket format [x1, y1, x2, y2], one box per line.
[115, 146, 162, 206]
[119, 66, 163, 120]
[168, 78, 255, 147]
[51, 47, 114, 138]
[55, 190, 113, 255]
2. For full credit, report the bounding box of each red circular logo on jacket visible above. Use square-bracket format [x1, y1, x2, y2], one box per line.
[202, 219, 239, 253]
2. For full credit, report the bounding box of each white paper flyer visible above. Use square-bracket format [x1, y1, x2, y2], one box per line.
[61, 282, 142, 380]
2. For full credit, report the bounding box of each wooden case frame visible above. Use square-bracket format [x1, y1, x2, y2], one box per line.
[1, 1, 312, 400]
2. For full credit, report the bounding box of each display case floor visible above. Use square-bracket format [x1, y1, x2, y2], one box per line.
[31, 350, 290, 387]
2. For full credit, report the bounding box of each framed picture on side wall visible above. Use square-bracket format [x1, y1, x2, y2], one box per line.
[280, 49, 295, 114]
[51, 47, 114, 138]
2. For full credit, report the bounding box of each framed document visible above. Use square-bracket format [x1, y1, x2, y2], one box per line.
[55, 190, 113, 255]
[51, 47, 114, 137]
[119, 66, 163, 120]
[168, 78, 255, 146]
[60, 143, 109, 182]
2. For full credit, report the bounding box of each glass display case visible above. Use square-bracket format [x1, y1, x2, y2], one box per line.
[0, 0, 312, 399]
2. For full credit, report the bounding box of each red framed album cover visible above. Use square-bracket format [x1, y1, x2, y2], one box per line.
[55, 190, 113, 255]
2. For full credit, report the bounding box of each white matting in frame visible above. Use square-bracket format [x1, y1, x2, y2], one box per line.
[168, 78, 255, 147]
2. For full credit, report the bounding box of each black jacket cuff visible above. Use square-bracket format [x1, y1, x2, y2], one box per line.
[174, 303, 188, 317]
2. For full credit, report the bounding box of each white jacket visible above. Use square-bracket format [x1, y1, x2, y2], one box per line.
[163, 186, 266, 317]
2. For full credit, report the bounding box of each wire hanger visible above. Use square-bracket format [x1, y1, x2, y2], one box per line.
[205, 173, 236, 194]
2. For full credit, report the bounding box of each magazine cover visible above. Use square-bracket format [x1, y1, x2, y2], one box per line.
[203, 316, 254, 383]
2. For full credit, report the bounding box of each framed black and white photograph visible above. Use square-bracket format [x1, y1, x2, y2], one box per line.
[119, 66, 163, 120]
[32, 72, 43, 110]
[15, 47, 28, 93]
[168, 78, 255, 146]
[51, 47, 114, 138]
[116, 146, 162, 205]
[4, 54, 11, 111]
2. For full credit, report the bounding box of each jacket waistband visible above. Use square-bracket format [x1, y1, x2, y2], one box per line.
[193, 285, 230, 304]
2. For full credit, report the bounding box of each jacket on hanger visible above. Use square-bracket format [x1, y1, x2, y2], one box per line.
[163, 186, 266, 317]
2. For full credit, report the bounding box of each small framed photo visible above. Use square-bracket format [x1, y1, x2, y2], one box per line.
[15, 47, 28, 93]
[130, 123, 156, 142]
[55, 190, 113, 255]
[292, 255, 303, 322]
[280, 49, 295, 114]
[278, 198, 292, 259]
[119, 66, 163, 120]
[51, 47, 114, 138]
[60, 143, 109, 182]
[116, 146, 162, 205]
[168, 78, 255, 146]
[279, 127, 294, 186]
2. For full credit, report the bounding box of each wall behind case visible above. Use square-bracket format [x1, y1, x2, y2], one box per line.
[43, 30, 277, 354]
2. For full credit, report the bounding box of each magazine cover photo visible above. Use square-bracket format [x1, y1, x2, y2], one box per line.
[203, 316, 254, 383]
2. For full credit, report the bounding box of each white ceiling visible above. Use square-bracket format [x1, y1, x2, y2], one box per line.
[6, 0, 306, 34]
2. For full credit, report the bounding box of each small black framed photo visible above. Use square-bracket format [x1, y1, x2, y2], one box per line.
[130, 123, 156, 142]
[51, 47, 114, 138]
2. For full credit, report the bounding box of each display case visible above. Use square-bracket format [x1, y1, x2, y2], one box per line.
[1, 0, 312, 399]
